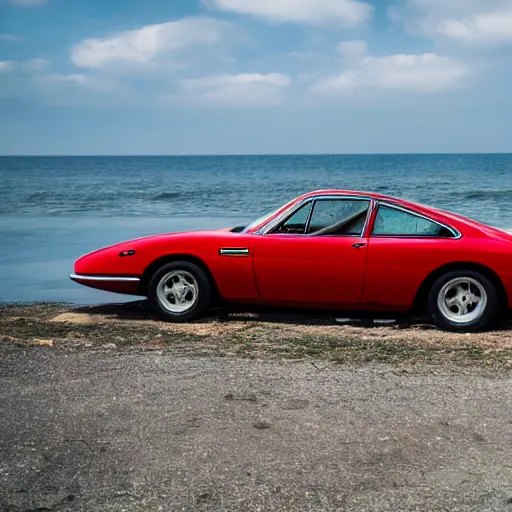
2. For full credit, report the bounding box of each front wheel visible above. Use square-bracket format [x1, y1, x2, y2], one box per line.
[427, 270, 498, 332]
[148, 261, 212, 323]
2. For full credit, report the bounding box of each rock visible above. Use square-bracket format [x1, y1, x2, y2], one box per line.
[3, 335, 22, 343]
[33, 339, 54, 347]
[224, 393, 257, 402]
[281, 399, 309, 411]
[197, 491, 211, 502]
[253, 420, 271, 430]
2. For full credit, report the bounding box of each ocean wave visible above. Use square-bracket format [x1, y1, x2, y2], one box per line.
[151, 192, 182, 201]
[462, 190, 512, 200]
[26, 191, 50, 201]
[150, 189, 231, 202]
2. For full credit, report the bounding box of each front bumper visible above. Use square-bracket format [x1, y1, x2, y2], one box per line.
[69, 273, 142, 295]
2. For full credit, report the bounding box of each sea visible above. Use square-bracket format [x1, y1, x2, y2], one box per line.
[1, 154, 512, 304]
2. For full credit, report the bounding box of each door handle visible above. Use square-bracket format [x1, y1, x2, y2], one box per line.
[352, 243, 366, 249]
[219, 248, 250, 257]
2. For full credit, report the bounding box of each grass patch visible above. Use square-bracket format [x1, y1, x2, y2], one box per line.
[3, 303, 512, 370]
[0, 316, 206, 348]
[222, 332, 512, 369]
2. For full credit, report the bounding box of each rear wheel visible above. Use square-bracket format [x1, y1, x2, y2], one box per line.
[427, 270, 498, 332]
[148, 261, 212, 322]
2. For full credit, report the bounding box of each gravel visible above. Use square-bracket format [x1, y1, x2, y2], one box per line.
[2, 343, 512, 511]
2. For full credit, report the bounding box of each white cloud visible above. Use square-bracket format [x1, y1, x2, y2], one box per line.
[40, 73, 103, 88]
[392, 0, 512, 46]
[173, 73, 291, 107]
[208, 0, 373, 26]
[0, 34, 23, 42]
[9, 0, 47, 6]
[0, 61, 13, 72]
[22, 58, 49, 71]
[337, 40, 368, 61]
[0, 58, 132, 107]
[28, 72, 138, 107]
[312, 50, 470, 94]
[435, 9, 512, 45]
[71, 17, 228, 69]
[38, 71, 135, 94]
[0, 58, 48, 72]
[286, 51, 321, 59]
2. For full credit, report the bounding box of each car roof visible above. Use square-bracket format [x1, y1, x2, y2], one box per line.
[299, 189, 467, 214]
[247, 189, 512, 240]
[299, 189, 415, 203]
[297, 189, 441, 216]
[295, 190, 510, 238]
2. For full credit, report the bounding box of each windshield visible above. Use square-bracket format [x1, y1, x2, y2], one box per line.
[242, 207, 282, 233]
[239, 196, 302, 233]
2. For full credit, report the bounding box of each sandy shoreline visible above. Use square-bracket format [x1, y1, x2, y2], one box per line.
[2, 301, 512, 370]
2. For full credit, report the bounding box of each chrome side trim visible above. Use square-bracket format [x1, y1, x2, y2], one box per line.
[258, 194, 374, 235]
[373, 202, 462, 239]
[219, 248, 250, 256]
[70, 273, 141, 282]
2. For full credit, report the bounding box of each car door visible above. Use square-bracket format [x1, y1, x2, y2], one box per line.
[253, 197, 372, 306]
[362, 203, 461, 308]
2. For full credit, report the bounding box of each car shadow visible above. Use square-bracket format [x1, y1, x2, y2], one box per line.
[72, 300, 409, 326]
[72, 300, 157, 322]
[69, 300, 512, 331]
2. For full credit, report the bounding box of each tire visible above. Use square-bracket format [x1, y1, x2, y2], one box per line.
[148, 261, 212, 323]
[427, 270, 498, 332]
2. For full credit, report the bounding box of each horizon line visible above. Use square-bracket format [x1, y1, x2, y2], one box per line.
[1, 152, 512, 158]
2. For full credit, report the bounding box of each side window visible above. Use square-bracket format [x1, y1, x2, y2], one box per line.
[273, 202, 312, 234]
[308, 200, 370, 236]
[372, 205, 453, 237]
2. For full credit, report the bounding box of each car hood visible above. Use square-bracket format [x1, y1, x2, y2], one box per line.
[73, 227, 245, 277]
[89, 228, 233, 253]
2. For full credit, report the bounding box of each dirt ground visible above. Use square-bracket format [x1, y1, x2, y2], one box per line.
[2, 301, 512, 368]
[2, 303, 512, 511]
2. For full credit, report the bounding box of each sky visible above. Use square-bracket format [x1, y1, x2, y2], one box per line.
[0, 0, 511, 155]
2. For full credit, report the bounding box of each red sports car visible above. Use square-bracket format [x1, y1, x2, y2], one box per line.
[70, 190, 512, 332]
